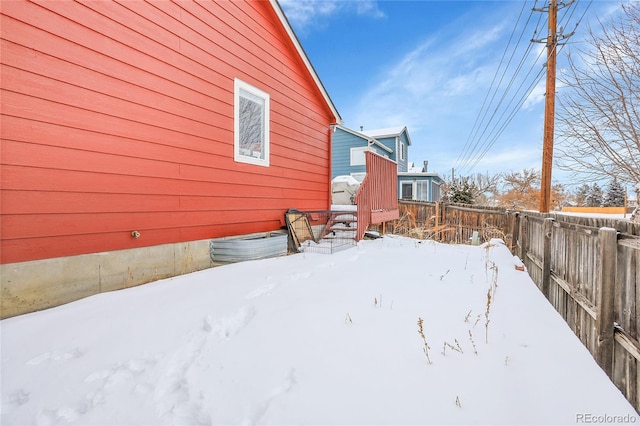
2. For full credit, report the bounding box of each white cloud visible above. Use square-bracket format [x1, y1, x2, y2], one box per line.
[278, 0, 338, 29]
[456, 22, 506, 56]
[340, 7, 557, 177]
[349, 22, 506, 132]
[444, 68, 488, 97]
[355, 1, 385, 19]
[473, 146, 541, 171]
[522, 80, 546, 110]
[280, 0, 385, 33]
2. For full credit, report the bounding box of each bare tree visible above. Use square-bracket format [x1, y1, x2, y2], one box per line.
[555, 3, 640, 190]
[499, 169, 541, 210]
[496, 169, 567, 211]
[470, 172, 501, 206]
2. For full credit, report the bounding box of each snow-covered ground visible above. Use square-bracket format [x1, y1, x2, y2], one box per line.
[1, 236, 637, 425]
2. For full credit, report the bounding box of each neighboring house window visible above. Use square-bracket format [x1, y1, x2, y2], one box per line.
[417, 180, 429, 201]
[432, 182, 441, 201]
[401, 182, 413, 199]
[350, 146, 368, 166]
[234, 78, 270, 167]
[400, 142, 405, 161]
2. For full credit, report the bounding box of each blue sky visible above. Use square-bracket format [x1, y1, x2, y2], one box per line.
[280, 0, 622, 184]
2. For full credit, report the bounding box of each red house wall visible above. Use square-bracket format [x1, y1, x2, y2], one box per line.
[0, 0, 337, 264]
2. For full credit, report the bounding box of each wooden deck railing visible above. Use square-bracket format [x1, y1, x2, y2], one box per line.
[354, 151, 399, 240]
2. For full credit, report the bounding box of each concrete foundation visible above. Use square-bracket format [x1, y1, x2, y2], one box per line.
[0, 239, 214, 319]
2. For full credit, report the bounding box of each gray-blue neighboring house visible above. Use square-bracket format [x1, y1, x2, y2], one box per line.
[331, 124, 443, 202]
[331, 125, 394, 181]
[398, 164, 443, 202]
[360, 126, 411, 174]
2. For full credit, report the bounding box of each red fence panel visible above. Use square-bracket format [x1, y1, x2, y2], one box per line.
[354, 151, 399, 240]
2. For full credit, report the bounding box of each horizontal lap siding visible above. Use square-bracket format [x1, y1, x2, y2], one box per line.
[332, 129, 358, 178]
[377, 137, 397, 161]
[0, 0, 335, 263]
[398, 133, 409, 172]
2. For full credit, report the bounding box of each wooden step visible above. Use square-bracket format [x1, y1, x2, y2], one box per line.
[328, 226, 356, 232]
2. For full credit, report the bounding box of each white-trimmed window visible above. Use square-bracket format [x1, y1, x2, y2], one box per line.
[401, 182, 413, 199]
[350, 146, 369, 166]
[234, 78, 270, 167]
[417, 180, 429, 201]
[400, 142, 406, 161]
[432, 181, 442, 201]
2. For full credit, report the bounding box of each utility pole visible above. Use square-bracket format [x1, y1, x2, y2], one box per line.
[533, 0, 574, 212]
[539, 0, 557, 213]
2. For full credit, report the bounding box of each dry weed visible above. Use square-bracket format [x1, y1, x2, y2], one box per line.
[482, 221, 513, 250]
[468, 330, 478, 355]
[417, 317, 432, 364]
[485, 288, 492, 344]
[392, 211, 452, 240]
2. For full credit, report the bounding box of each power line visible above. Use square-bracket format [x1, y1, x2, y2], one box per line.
[486, 2, 589, 177]
[455, 0, 589, 178]
[466, 63, 548, 172]
[456, 0, 531, 166]
[457, 0, 537, 170]
[458, 35, 543, 173]
[458, 1, 545, 172]
[457, 0, 547, 174]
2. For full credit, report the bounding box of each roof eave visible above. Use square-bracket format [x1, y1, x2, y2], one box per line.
[402, 126, 412, 146]
[365, 126, 412, 145]
[270, 0, 343, 125]
[398, 172, 442, 179]
[334, 125, 394, 153]
[371, 139, 394, 153]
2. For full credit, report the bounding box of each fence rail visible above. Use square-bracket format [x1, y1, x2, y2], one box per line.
[518, 213, 640, 412]
[387, 201, 519, 249]
[388, 200, 640, 412]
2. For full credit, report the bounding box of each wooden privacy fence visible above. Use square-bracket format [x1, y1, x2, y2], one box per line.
[388, 201, 519, 250]
[518, 212, 640, 411]
[388, 201, 640, 412]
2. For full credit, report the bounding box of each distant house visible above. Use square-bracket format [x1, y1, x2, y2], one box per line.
[331, 125, 442, 202]
[0, 0, 341, 317]
[360, 127, 411, 174]
[398, 163, 443, 202]
[331, 125, 393, 182]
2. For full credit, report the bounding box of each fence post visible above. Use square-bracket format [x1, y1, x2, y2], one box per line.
[511, 211, 520, 254]
[435, 202, 440, 242]
[541, 218, 554, 298]
[596, 227, 617, 376]
[519, 215, 528, 263]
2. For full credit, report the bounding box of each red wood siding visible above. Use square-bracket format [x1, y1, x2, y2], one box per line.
[0, 0, 337, 264]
